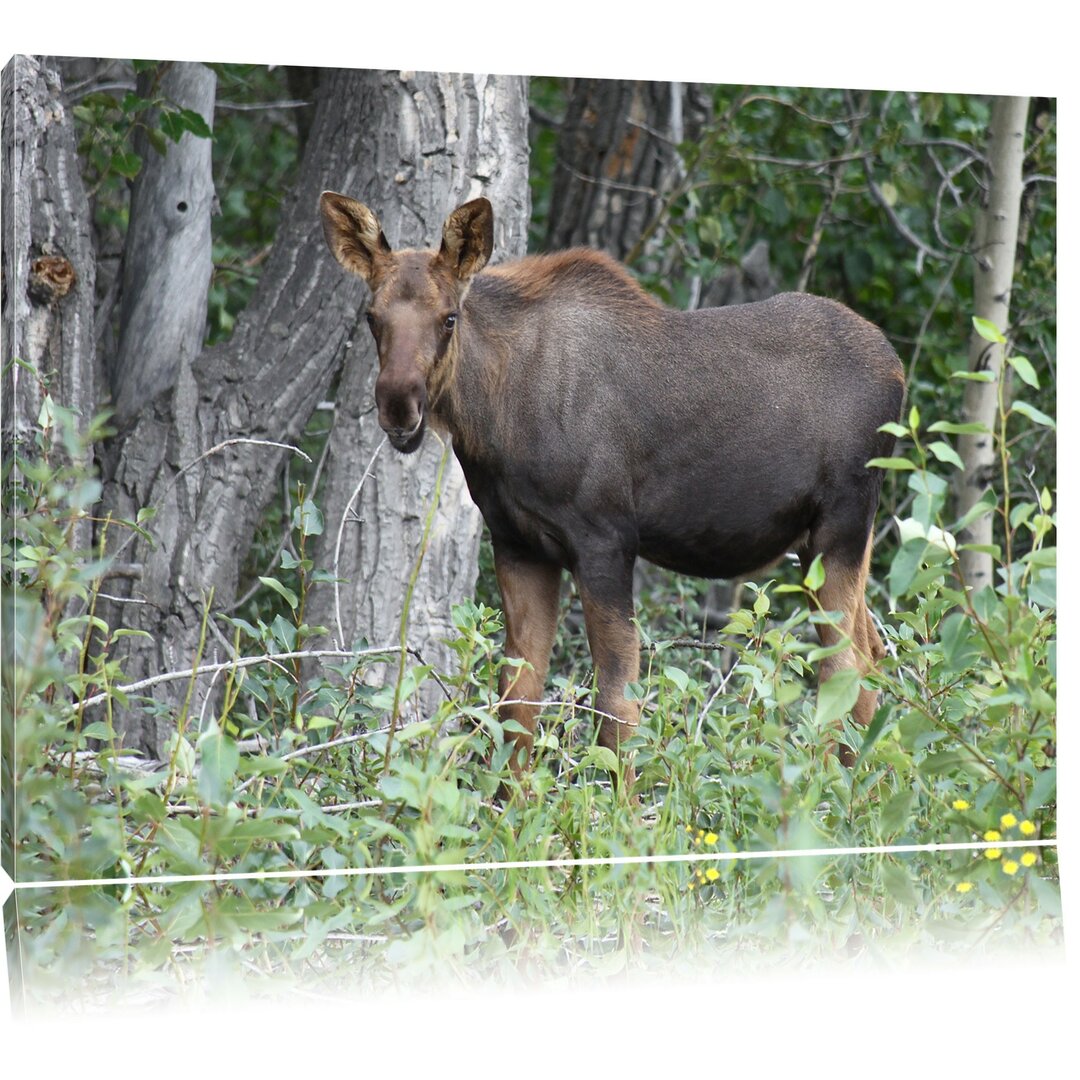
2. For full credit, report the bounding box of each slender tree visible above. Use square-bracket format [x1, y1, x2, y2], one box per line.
[955, 96, 1030, 592]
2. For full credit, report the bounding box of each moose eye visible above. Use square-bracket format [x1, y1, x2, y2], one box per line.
[443, 312, 458, 332]
[365, 311, 377, 332]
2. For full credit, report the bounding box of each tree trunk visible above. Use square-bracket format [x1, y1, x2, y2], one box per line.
[107, 63, 217, 429]
[307, 72, 531, 706]
[95, 68, 418, 754]
[546, 80, 708, 270]
[955, 96, 1030, 592]
[2, 54, 98, 525]
[93, 67, 529, 757]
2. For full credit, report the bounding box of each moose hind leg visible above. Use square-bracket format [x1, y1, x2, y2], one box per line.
[495, 548, 562, 779]
[575, 555, 641, 793]
[804, 535, 879, 766]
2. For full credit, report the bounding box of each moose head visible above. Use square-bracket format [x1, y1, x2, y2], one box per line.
[319, 192, 494, 453]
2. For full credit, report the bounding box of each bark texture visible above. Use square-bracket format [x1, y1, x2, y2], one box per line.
[955, 96, 1030, 591]
[2, 55, 98, 487]
[545, 80, 708, 265]
[307, 72, 531, 703]
[97, 67, 431, 754]
[108, 63, 217, 428]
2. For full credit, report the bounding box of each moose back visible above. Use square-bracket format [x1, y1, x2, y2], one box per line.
[319, 193, 905, 789]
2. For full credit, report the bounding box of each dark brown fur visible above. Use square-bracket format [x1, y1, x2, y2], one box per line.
[320, 193, 905, 791]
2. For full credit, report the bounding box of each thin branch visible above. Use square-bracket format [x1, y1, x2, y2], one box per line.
[863, 164, 948, 264]
[214, 99, 312, 112]
[735, 93, 869, 128]
[78, 646, 402, 710]
[741, 151, 868, 171]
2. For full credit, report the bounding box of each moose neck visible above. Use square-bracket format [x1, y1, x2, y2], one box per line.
[429, 284, 508, 464]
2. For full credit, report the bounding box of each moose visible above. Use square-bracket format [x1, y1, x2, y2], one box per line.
[319, 192, 905, 791]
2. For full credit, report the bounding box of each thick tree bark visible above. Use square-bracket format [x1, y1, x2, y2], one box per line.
[95, 67, 529, 756]
[96, 67, 423, 755]
[307, 72, 531, 704]
[955, 96, 1030, 591]
[545, 80, 707, 269]
[2, 55, 98, 507]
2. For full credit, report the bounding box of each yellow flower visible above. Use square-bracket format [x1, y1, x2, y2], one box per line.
[985, 848, 1002, 860]
[983, 830, 1001, 842]
[704, 832, 718, 845]
[1000, 812, 1018, 829]
[705, 867, 719, 882]
[1020, 820, 1036, 836]
[1002, 860, 1019, 875]
[955, 882, 974, 893]
[1021, 852, 1037, 867]
[952, 799, 970, 811]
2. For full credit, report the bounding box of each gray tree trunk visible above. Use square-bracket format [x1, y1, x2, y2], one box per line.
[107, 63, 217, 429]
[97, 67, 430, 755]
[955, 96, 1030, 592]
[2, 54, 98, 530]
[307, 72, 531, 703]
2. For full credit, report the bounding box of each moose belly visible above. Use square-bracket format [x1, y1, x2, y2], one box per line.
[634, 474, 817, 579]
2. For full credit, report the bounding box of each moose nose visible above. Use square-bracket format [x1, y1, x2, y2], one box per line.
[375, 370, 427, 450]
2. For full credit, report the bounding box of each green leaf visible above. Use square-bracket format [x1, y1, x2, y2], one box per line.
[197, 720, 240, 807]
[1006, 354, 1039, 389]
[120, 91, 149, 114]
[927, 420, 991, 435]
[1011, 400, 1055, 429]
[146, 128, 168, 157]
[159, 109, 186, 143]
[949, 370, 995, 383]
[663, 666, 689, 692]
[258, 576, 298, 609]
[877, 421, 910, 438]
[582, 746, 620, 774]
[292, 498, 324, 537]
[908, 404, 920, 431]
[927, 441, 964, 469]
[866, 457, 916, 470]
[803, 553, 826, 591]
[179, 107, 213, 139]
[972, 316, 1005, 344]
[814, 668, 862, 727]
[879, 789, 916, 838]
[109, 150, 142, 179]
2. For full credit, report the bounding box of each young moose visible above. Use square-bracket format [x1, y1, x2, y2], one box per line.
[319, 193, 905, 790]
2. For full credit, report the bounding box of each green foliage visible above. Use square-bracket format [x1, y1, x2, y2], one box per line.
[8, 76, 1057, 991]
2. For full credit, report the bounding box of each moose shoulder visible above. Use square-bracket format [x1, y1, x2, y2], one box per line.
[319, 192, 905, 790]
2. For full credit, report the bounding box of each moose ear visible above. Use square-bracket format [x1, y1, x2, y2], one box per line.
[319, 191, 391, 284]
[438, 198, 494, 282]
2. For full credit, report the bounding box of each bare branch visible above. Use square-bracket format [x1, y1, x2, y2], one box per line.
[78, 646, 403, 710]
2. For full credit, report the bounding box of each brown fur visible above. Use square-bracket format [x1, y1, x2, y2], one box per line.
[319, 192, 905, 794]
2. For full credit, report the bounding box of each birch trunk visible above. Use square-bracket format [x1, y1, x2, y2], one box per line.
[955, 96, 1030, 592]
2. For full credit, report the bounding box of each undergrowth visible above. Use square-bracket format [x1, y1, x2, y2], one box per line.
[2, 327, 1058, 990]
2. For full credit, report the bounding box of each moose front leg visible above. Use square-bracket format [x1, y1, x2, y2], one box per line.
[494, 547, 562, 780]
[575, 554, 641, 794]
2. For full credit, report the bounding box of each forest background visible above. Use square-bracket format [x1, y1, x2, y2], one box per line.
[0, 2, 1073, 1060]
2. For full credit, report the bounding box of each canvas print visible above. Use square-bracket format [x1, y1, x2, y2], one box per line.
[1, 56, 1059, 1007]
